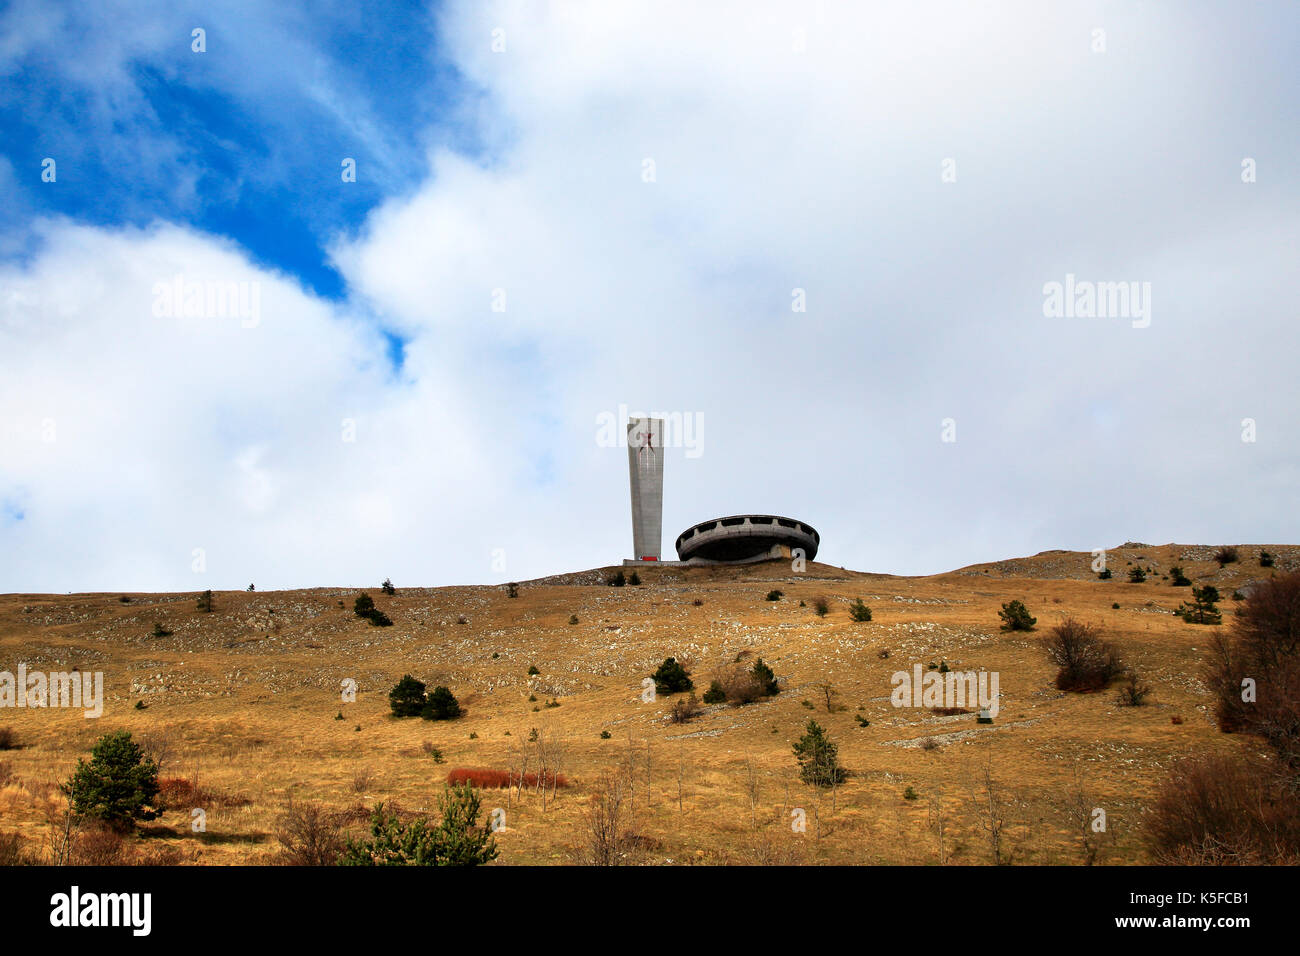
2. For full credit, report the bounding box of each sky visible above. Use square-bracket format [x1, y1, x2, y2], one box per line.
[1, 0, 1297, 592]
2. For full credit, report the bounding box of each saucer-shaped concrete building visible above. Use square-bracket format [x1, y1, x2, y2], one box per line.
[675, 514, 819, 563]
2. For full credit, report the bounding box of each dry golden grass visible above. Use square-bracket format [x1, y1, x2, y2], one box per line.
[0, 543, 1291, 865]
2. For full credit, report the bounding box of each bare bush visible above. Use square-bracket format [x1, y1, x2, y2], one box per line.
[583, 769, 630, 866]
[276, 799, 347, 866]
[1115, 671, 1152, 707]
[70, 825, 127, 865]
[1043, 618, 1124, 692]
[669, 693, 701, 724]
[1146, 755, 1300, 864]
[1205, 571, 1300, 782]
[0, 831, 27, 865]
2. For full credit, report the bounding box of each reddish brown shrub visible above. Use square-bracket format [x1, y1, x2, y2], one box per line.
[157, 776, 251, 810]
[1043, 618, 1124, 692]
[446, 767, 569, 789]
[1205, 571, 1300, 781]
[71, 825, 127, 865]
[1146, 754, 1300, 864]
[0, 726, 16, 750]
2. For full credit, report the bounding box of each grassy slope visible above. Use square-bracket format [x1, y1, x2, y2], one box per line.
[0, 543, 1292, 865]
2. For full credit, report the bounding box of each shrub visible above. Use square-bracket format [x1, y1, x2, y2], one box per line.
[1115, 671, 1151, 706]
[998, 600, 1036, 631]
[247, 583, 255, 591]
[0, 831, 26, 866]
[792, 720, 845, 788]
[855, 714, 870, 727]
[506, 582, 518, 598]
[1128, 567, 1146, 583]
[599, 730, 612, 739]
[66, 730, 161, 830]
[388, 674, 427, 718]
[848, 599, 872, 622]
[669, 694, 702, 723]
[0, 727, 15, 750]
[629, 571, 641, 586]
[381, 578, 396, 595]
[812, 597, 829, 617]
[354, 593, 394, 627]
[1260, 550, 1275, 568]
[1177, 585, 1222, 625]
[422, 743, 445, 763]
[456, 615, 468, 625]
[1169, 566, 1192, 587]
[1098, 568, 1113, 580]
[569, 615, 579, 625]
[155, 776, 249, 811]
[651, 657, 693, 694]
[339, 786, 498, 866]
[692, 598, 704, 607]
[277, 800, 346, 866]
[1043, 618, 1124, 692]
[422, 686, 462, 721]
[70, 824, 127, 865]
[903, 786, 919, 800]
[196, 589, 214, 612]
[750, 658, 779, 697]
[702, 680, 727, 704]
[1215, 546, 1240, 568]
[766, 589, 783, 601]
[446, 768, 569, 789]
[609, 570, 626, 587]
[1112, 602, 1121, 609]
[1146, 755, 1300, 864]
[527, 665, 540, 676]
[1205, 571, 1300, 777]
[151, 622, 172, 638]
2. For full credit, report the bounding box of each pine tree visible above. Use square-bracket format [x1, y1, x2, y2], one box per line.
[422, 686, 462, 721]
[1178, 585, 1223, 625]
[339, 786, 497, 866]
[792, 719, 845, 788]
[750, 658, 779, 696]
[388, 674, 427, 717]
[849, 598, 872, 622]
[651, 657, 693, 694]
[998, 600, 1036, 631]
[66, 730, 161, 829]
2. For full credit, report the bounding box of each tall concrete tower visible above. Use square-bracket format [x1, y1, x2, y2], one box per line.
[627, 417, 664, 560]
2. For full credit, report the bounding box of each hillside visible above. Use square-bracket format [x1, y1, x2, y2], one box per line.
[1, 543, 1291, 865]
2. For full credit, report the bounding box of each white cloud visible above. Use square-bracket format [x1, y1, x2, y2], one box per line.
[3, 1, 1298, 590]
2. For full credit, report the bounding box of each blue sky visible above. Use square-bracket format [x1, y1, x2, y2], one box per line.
[0, 0, 470, 298]
[2, 1, 1298, 591]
